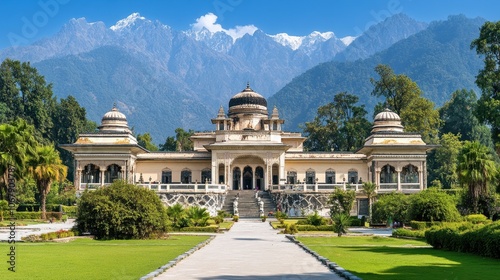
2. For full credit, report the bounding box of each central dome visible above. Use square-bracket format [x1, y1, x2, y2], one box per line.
[228, 83, 268, 116]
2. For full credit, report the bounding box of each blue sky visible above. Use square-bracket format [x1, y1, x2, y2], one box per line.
[1, 0, 500, 49]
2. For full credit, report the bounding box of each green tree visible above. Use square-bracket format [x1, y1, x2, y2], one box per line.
[28, 145, 67, 219]
[137, 132, 158, 151]
[0, 59, 56, 142]
[372, 192, 410, 224]
[371, 64, 441, 143]
[361, 182, 377, 223]
[76, 180, 168, 239]
[303, 92, 371, 151]
[0, 118, 38, 200]
[166, 203, 189, 229]
[175, 128, 194, 151]
[471, 21, 500, 144]
[159, 136, 177, 151]
[457, 141, 498, 214]
[328, 189, 355, 236]
[430, 133, 463, 189]
[407, 188, 461, 222]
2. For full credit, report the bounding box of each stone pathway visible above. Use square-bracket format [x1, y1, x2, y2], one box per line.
[154, 219, 343, 280]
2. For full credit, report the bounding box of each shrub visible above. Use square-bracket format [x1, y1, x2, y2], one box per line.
[62, 206, 77, 218]
[392, 228, 425, 239]
[349, 216, 363, 226]
[410, 221, 444, 230]
[465, 214, 489, 224]
[76, 180, 168, 239]
[284, 223, 298, 234]
[372, 192, 410, 224]
[296, 225, 334, 231]
[306, 211, 327, 226]
[187, 206, 210, 227]
[232, 215, 239, 222]
[275, 210, 287, 220]
[332, 213, 351, 237]
[213, 215, 224, 224]
[408, 188, 461, 222]
[166, 203, 189, 229]
[179, 226, 219, 233]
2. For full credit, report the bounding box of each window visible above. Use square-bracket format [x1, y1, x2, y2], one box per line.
[105, 164, 121, 183]
[287, 171, 297, 184]
[82, 164, 100, 183]
[348, 170, 358, 184]
[181, 169, 191, 183]
[401, 164, 419, 183]
[380, 164, 396, 183]
[161, 169, 172, 184]
[306, 169, 316, 184]
[273, 122, 277, 131]
[201, 168, 211, 183]
[326, 169, 336, 184]
[219, 122, 224, 131]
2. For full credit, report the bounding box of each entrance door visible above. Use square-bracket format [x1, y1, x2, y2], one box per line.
[255, 166, 264, 190]
[243, 166, 253, 190]
[233, 167, 241, 190]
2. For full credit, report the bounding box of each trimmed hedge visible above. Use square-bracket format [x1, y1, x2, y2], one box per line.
[179, 226, 219, 233]
[392, 228, 425, 239]
[62, 206, 77, 218]
[410, 221, 444, 230]
[425, 221, 500, 259]
[17, 204, 60, 212]
[296, 225, 334, 231]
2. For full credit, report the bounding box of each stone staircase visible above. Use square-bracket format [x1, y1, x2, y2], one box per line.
[222, 190, 276, 218]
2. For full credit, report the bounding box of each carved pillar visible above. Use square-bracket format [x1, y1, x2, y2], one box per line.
[396, 167, 401, 191]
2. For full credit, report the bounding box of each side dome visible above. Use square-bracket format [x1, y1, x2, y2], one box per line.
[371, 108, 404, 133]
[228, 83, 268, 116]
[98, 105, 131, 133]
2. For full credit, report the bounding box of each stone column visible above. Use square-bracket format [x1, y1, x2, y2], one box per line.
[396, 168, 401, 191]
[100, 168, 105, 186]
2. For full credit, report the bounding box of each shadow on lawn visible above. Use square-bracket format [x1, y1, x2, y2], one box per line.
[343, 246, 499, 280]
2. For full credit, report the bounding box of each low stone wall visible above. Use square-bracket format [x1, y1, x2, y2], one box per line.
[158, 193, 226, 216]
[271, 192, 331, 217]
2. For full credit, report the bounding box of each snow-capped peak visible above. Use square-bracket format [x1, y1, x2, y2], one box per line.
[309, 31, 335, 40]
[110, 13, 148, 31]
[269, 33, 304, 50]
[340, 36, 357, 46]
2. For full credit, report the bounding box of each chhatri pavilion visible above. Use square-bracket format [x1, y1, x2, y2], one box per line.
[61, 84, 433, 216]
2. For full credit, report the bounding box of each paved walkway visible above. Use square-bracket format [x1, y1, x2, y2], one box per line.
[0, 220, 75, 241]
[155, 219, 343, 280]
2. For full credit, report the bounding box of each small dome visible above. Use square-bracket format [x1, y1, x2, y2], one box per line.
[228, 83, 267, 116]
[371, 108, 404, 133]
[374, 108, 401, 122]
[99, 105, 131, 133]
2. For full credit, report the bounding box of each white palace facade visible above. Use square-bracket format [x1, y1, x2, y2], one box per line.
[62, 84, 433, 213]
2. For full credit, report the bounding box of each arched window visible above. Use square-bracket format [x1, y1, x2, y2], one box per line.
[306, 169, 316, 184]
[105, 164, 121, 183]
[219, 122, 224, 131]
[401, 164, 419, 183]
[380, 164, 396, 183]
[201, 168, 211, 183]
[287, 171, 297, 184]
[81, 164, 100, 183]
[161, 169, 172, 184]
[181, 169, 191, 184]
[348, 170, 358, 184]
[272, 122, 278, 131]
[326, 169, 336, 184]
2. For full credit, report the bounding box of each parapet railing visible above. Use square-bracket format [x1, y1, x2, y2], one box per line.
[271, 183, 422, 193]
[81, 183, 227, 193]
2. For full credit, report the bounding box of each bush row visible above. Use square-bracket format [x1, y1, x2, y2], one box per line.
[296, 225, 334, 231]
[392, 228, 426, 239]
[179, 226, 219, 233]
[425, 221, 500, 259]
[16, 204, 61, 212]
[61, 206, 77, 218]
[22, 230, 77, 242]
[1, 211, 62, 220]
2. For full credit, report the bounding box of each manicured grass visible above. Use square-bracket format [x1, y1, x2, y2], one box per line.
[1, 236, 210, 280]
[298, 236, 500, 280]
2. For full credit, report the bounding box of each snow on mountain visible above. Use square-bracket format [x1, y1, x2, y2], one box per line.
[269, 31, 337, 52]
[110, 12, 149, 31]
[188, 13, 257, 43]
[269, 33, 304, 50]
[340, 36, 357, 46]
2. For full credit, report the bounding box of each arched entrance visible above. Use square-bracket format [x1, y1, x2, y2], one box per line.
[233, 167, 241, 190]
[243, 166, 253, 190]
[255, 166, 264, 190]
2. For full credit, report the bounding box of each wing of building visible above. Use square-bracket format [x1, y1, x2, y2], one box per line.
[61, 84, 435, 217]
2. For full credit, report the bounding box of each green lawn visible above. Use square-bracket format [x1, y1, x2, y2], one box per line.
[298, 236, 500, 280]
[1, 236, 210, 280]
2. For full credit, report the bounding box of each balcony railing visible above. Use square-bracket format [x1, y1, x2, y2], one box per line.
[80, 183, 227, 193]
[272, 182, 423, 193]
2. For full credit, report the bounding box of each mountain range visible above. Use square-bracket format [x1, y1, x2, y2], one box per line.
[0, 13, 484, 142]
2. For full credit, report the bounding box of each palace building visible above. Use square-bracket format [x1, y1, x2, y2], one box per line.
[61, 84, 433, 216]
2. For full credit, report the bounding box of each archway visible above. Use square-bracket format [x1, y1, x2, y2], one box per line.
[233, 167, 241, 190]
[255, 166, 264, 190]
[243, 166, 253, 190]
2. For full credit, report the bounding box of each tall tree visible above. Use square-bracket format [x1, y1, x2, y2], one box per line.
[0, 118, 38, 199]
[159, 136, 177, 151]
[175, 128, 194, 151]
[430, 133, 463, 189]
[0, 59, 56, 142]
[361, 182, 377, 223]
[28, 145, 67, 219]
[137, 132, 159, 151]
[471, 21, 500, 144]
[457, 141, 498, 214]
[303, 92, 371, 151]
[371, 64, 441, 143]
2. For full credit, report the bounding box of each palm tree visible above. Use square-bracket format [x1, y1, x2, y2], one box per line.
[362, 182, 378, 223]
[0, 119, 37, 200]
[166, 203, 187, 229]
[187, 206, 210, 227]
[457, 141, 498, 214]
[28, 145, 67, 219]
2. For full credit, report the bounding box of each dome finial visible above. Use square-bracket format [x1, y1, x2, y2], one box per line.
[246, 81, 250, 89]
